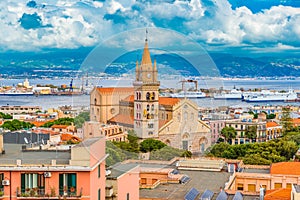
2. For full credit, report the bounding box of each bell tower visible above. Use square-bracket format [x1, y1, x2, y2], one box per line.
[133, 31, 160, 139]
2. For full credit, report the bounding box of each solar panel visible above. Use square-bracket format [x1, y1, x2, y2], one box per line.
[232, 191, 243, 200]
[184, 188, 200, 200]
[216, 190, 228, 200]
[199, 189, 214, 200]
[180, 175, 191, 184]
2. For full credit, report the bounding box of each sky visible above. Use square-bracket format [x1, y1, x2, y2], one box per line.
[0, 0, 300, 55]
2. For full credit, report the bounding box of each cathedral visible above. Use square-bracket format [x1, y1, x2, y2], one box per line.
[90, 37, 211, 154]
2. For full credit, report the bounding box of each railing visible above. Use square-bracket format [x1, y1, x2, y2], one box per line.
[16, 187, 82, 199]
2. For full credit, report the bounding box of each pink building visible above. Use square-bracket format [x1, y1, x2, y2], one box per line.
[209, 120, 225, 144]
[0, 136, 107, 200]
[106, 163, 139, 200]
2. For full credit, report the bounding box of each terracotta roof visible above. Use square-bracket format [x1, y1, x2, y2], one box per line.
[108, 114, 134, 126]
[264, 188, 291, 200]
[159, 119, 170, 129]
[61, 133, 81, 142]
[120, 95, 180, 107]
[266, 121, 280, 128]
[51, 124, 69, 129]
[123, 95, 134, 102]
[31, 129, 59, 136]
[270, 162, 300, 175]
[32, 121, 47, 127]
[96, 87, 134, 93]
[159, 97, 180, 106]
[292, 118, 300, 126]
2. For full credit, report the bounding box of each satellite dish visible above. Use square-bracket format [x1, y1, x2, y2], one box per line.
[42, 139, 45, 145]
[24, 137, 29, 144]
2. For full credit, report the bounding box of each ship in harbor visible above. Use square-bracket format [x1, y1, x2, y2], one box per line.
[213, 88, 243, 100]
[244, 89, 298, 102]
[0, 90, 34, 96]
[170, 90, 206, 98]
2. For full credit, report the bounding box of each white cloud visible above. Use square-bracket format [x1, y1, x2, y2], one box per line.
[0, 0, 299, 52]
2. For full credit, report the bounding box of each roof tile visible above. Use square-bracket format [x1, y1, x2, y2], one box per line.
[270, 162, 300, 175]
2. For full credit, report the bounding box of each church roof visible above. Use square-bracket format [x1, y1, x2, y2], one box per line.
[108, 114, 134, 127]
[159, 97, 181, 106]
[141, 40, 152, 66]
[96, 87, 134, 93]
[121, 95, 180, 107]
[108, 114, 170, 129]
[123, 95, 134, 102]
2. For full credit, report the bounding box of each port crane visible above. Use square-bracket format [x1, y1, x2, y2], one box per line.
[180, 79, 198, 91]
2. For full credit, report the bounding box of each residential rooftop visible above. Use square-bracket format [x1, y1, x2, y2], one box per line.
[140, 170, 231, 199]
[0, 143, 71, 165]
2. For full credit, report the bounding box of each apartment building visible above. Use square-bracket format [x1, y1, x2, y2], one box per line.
[0, 134, 107, 200]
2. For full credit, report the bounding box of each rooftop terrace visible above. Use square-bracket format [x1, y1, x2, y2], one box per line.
[0, 144, 71, 166]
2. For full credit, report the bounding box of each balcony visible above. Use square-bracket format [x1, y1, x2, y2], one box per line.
[16, 188, 82, 200]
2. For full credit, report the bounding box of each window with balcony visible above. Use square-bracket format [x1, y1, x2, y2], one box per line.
[21, 173, 45, 195]
[59, 173, 77, 196]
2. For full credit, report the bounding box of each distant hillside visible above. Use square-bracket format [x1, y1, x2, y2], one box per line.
[210, 53, 300, 77]
[1, 50, 300, 78]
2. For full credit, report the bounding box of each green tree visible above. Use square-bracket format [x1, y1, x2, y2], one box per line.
[0, 112, 13, 119]
[140, 139, 166, 152]
[41, 117, 74, 128]
[220, 126, 237, 144]
[245, 125, 257, 141]
[74, 112, 90, 128]
[112, 131, 139, 153]
[1, 119, 34, 131]
[267, 113, 276, 119]
[280, 107, 293, 135]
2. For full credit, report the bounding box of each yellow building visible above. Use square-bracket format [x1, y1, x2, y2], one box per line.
[90, 37, 211, 154]
[225, 162, 300, 196]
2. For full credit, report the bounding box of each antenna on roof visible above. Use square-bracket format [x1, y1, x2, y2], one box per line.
[24, 137, 29, 144]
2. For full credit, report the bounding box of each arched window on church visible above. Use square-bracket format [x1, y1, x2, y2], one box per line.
[139, 92, 141, 100]
[146, 92, 150, 100]
[151, 105, 154, 111]
[147, 104, 150, 111]
[94, 98, 97, 105]
[152, 92, 155, 100]
[136, 92, 139, 100]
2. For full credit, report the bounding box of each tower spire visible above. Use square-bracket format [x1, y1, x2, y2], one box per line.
[141, 29, 152, 66]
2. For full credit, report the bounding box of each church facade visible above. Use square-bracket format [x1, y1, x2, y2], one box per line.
[90, 38, 211, 154]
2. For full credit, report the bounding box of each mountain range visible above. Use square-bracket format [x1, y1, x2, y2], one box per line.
[0, 50, 299, 78]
